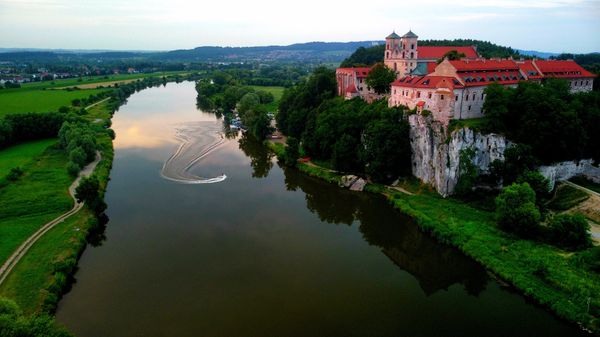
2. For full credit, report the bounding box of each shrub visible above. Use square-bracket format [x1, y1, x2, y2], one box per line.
[66, 161, 81, 177]
[495, 182, 541, 237]
[6, 167, 24, 181]
[548, 213, 592, 250]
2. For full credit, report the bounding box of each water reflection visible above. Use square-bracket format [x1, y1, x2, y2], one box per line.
[238, 134, 274, 178]
[279, 163, 489, 296]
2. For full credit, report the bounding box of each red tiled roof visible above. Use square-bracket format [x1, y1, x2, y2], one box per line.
[449, 59, 518, 72]
[336, 67, 372, 77]
[534, 60, 596, 78]
[416, 101, 425, 107]
[392, 75, 463, 89]
[457, 70, 524, 87]
[516, 60, 543, 79]
[426, 63, 437, 74]
[418, 46, 478, 60]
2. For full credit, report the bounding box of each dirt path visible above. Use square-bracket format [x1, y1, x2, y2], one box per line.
[0, 152, 101, 286]
[562, 181, 600, 243]
[85, 97, 111, 110]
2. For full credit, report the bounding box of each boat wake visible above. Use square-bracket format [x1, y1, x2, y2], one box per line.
[161, 121, 227, 184]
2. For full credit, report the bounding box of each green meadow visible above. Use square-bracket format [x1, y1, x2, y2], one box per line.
[0, 89, 107, 117]
[0, 139, 56, 178]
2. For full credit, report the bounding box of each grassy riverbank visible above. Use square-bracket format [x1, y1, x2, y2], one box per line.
[0, 100, 114, 314]
[268, 141, 600, 334]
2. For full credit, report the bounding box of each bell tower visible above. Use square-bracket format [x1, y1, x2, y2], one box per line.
[399, 30, 419, 76]
[384, 31, 402, 75]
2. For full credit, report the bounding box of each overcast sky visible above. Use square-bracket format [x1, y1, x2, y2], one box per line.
[0, 0, 599, 53]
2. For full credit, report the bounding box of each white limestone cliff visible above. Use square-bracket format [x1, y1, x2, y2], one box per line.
[409, 114, 507, 197]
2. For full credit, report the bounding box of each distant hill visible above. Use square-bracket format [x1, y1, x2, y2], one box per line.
[0, 41, 382, 64]
[516, 49, 559, 59]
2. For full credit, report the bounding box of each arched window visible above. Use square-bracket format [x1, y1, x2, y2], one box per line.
[410, 52, 414, 59]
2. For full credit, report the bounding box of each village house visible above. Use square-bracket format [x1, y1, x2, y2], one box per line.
[336, 30, 596, 124]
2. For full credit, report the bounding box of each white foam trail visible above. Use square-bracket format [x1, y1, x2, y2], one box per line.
[160, 121, 227, 184]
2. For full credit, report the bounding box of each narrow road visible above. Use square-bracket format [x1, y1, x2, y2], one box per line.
[85, 97, 110, 110]
[0, 152, 101, 286]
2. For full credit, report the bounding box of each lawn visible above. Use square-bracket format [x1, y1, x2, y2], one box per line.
[0, 89, 107, 117]
[0, 139, 57, 178]
[570, 176, 600, 194]
[250, 85, 285, 112]
[0, 147, 73, 265]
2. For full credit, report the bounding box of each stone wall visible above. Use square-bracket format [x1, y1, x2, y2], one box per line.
[539, 159, 596, 190]
[409, 114, 507, 196]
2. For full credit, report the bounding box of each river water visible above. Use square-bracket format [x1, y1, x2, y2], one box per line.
[56, 82, 586, 337]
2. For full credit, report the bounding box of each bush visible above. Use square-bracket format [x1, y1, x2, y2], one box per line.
[548, 213, 592, 250]
[6, 167, 24, 181]
[66, 161, 81, 177]
[0, 297, 73, 337]
[495, 182, 541, 237]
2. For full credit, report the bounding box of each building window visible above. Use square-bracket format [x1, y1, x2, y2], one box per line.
[455, 95, 458, 101]
[417, 91, 421, 98]
[411, 44, 415, 50]
[472, 93, 476, 100]
[428, 93, 432, 99]
[468, 105, 471, 111]
[410, 52, 414, 59]
[481, 93, 485, 100]
[440, 94, 444, 100]
[465, 94, 469, 101]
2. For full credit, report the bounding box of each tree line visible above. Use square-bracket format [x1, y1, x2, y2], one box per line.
[196, 71, 275, 140]
[276, 67, 412, 183]
[483, 80, 600, 164]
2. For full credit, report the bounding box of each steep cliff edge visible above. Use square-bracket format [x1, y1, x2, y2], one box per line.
[409, 114, 507, 196]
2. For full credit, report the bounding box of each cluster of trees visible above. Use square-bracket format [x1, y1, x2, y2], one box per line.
[195, 72, 275, 139]
[277, 67, 411, 183]
[58, 122, 98, 176]
[340, 39, 522, 67]
[0, 112, 65, 149]
[496, 182, 592, 250]
[0, 297, 72, 337]
[483, 80, 600, 164]
[75, 175, 107, 215]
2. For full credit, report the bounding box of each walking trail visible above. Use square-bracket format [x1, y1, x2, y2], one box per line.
[85, 97, 111, 110]
[0, 152, 101, 286]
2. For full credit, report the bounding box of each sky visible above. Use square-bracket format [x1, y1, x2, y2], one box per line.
[0, 0, 599, 53]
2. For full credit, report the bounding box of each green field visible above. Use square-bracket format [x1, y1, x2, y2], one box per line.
[0, 139, 56, 178]
[249, 85, 285, 112]
[0, 89, 108, 117]
[0, 147, 73, 265]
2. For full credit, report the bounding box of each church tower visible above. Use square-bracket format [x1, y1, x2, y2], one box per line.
[384, 31, 402, 75]
[400, 30, 419, 76]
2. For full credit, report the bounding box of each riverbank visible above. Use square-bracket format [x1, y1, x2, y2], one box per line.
[267, 141, 600, 334]
[0, 100, 114, 314]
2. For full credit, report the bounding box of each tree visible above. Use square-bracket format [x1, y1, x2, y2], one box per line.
[69, 146, 87, 168]
[237, 92, 260, 115]
[365, 63, 396, 95]
[283, 137, 300, 167]
[548, 214, 592, 250]
[495, 182, 541, 238]
[455, 148, 478, 195]
[516, 170, 551, 206]
[332, 134, 362, 173]
[75, 175, 106, 215]
[437, 50, 466, 63]
[360, 116, 411, 183]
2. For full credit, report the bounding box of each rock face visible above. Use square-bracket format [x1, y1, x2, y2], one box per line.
[539, 159, 596, 190]
[409, 114, 507, 197]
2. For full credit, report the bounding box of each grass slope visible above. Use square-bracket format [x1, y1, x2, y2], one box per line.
[0, 139, 56, 178]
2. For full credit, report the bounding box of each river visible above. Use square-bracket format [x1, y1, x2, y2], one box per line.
[55, 81, 587, 337]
